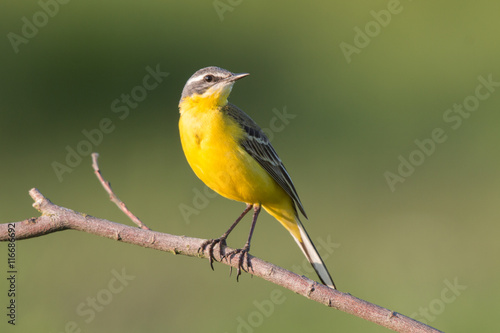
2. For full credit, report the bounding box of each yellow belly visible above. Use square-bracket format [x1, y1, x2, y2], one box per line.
[179, 105, 285, 206]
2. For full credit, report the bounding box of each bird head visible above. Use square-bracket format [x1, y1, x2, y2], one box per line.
[180, 66, 249, 108]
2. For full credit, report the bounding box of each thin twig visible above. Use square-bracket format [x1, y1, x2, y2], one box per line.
[91, 152, 150, 230]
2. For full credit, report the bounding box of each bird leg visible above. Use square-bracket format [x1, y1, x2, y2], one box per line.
[199, 204, 253, 270]
[223, 204, 261, 281]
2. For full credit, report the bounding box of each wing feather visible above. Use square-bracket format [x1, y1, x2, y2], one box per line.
[223, 103, 307, 218]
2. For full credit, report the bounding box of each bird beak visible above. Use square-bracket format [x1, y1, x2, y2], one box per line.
[227, 72, 250, 82]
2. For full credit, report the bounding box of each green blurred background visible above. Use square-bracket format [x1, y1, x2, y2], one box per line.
[1, 0, 499, 332]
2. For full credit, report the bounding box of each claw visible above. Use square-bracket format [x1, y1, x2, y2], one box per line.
[224, 246, 252, 281]
[199, 237, 227, 270]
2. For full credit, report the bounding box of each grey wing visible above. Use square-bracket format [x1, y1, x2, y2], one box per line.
[223, 103, 307, 218]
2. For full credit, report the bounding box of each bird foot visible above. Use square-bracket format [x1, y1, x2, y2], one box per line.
[222, 245, 252, 281]
[199, 237, 227, 270]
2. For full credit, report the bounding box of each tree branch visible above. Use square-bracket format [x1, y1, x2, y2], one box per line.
[0, 159, 443, 333]
[0, 189, 443, 332]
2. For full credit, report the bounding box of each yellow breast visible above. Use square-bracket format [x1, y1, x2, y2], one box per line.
[178, 97, 281, 205]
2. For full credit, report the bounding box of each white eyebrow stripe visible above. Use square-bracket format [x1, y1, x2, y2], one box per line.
[187, 73, 229, 86]
[186, 74, 207, 85]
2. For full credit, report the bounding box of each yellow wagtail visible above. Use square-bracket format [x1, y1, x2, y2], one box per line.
[178, 66, 336, 289]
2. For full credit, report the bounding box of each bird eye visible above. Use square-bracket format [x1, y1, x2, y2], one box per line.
[204, 75, 215, 83]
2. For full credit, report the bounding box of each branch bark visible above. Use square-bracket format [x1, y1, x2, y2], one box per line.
[0, 155, 443, 332]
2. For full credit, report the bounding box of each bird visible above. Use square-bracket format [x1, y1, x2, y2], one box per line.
[178, 66, 336, 289]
